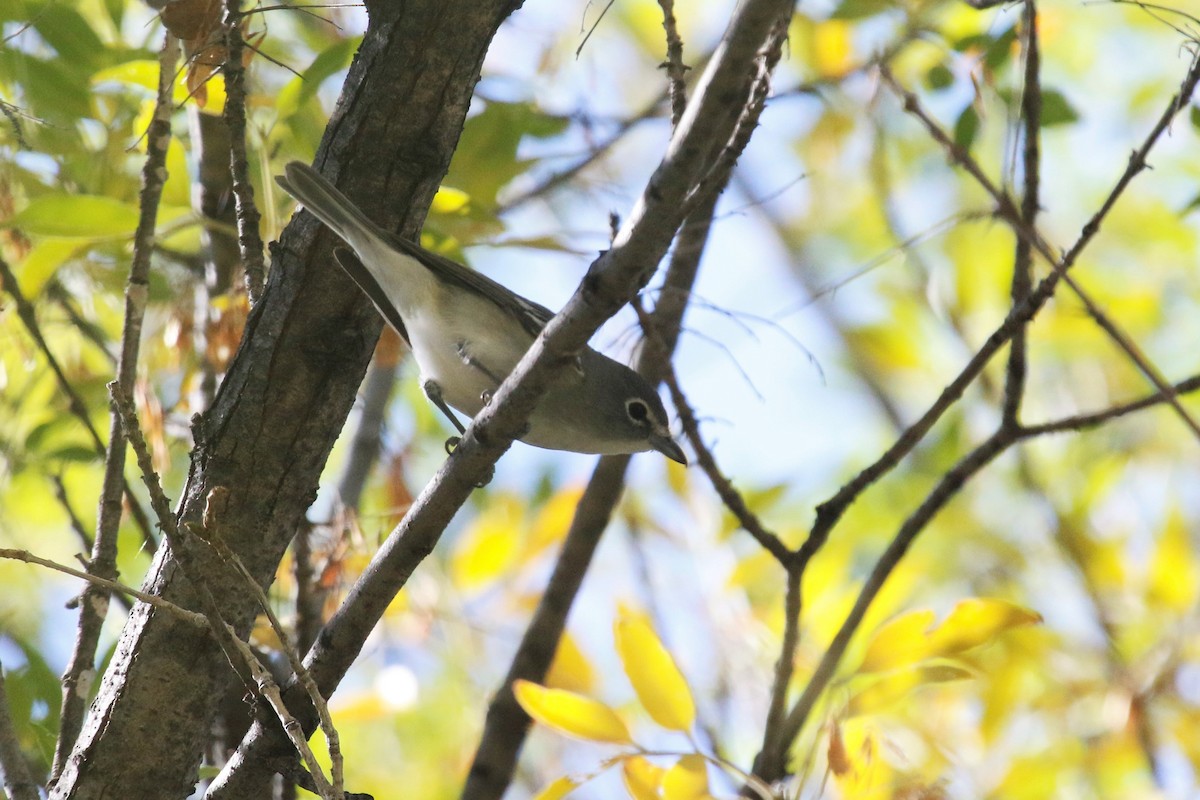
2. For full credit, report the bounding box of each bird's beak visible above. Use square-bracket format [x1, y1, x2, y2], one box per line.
[649, 431, 688, 465]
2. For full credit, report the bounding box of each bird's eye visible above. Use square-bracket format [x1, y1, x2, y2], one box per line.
[626, 399, 649, 423]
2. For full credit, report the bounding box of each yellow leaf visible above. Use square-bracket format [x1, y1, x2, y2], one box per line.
[1148, 511, 1198, 610]
[831, 719, 891, 797]
[660, 755, 708, 800]
[545, 631, 597, 695]
[927, 598, 1042, 657]
[848, 663, 973, 715]
[532, 775, 578, 800]
[859, 609, 937, 673]
[451, 497, 522, 589]
[811, 20, 854, 77]
[512, 680, 631, 744]
[16, 240, 81, 297]
[615, 607, 695, 732]
[528, 486, 585, 556]
[202, 73, 227, 114]
[622, 756, 664, 800]
[861, 599, 1041, 674]
[666, 458, 689, 496]
[431, 186, 471, 215]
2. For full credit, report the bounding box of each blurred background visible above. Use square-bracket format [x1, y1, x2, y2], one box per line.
[3, 0, 1200, 797]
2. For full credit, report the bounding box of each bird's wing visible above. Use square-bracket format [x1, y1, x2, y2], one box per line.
[332, 248, 411, 343]
[381, 234, 557, 339]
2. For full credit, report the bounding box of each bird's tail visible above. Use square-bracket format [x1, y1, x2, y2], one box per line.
[276, 161, 383, 250]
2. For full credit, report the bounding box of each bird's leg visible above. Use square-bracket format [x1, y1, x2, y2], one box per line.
[424, 379, 468, 455]
[426, 379, 494, 487]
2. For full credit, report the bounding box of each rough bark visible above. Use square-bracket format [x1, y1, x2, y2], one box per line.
[49, 2, 522, 797]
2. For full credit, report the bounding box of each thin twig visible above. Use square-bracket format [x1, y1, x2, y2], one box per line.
[662, 369, 791, 562]
[48, 476, 135, 614]
[0, 548, 206, 627]
[575, 0, 617, 57]
[880, 58, 1200, 441]
[223, 0, 266, 303]
[495, 97, 665, 214]
[109, 381, 340, 799]
[657, 0, 689, 125]
[799, 54, 1200, 573]
[227, 634, 337, 798]
[1020, 373, 1200, 437]
[748, 50, 1200, 785]
[49, 34, 178, 780]
[47, 280, 117, 366]
[49, 475, 94, 553]
[193, 490, 344, 798]
[756, 370, 1200, 784]
[1001, 0, 1040, 425]
[758, 567, 801, 762]
[764, 430, 1012, 778]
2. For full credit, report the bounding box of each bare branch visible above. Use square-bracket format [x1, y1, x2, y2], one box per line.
[1019, 373, 1200, 437]
[657, 0, 690, 125]
[662, 368, 790, 563]
[880, 56, 1200, 441]
[459, 14, 793, 798]
[223, 0, 266, 303]
[0, 549, 206, 627]
[50, 34, 178, 779]
[1002, 0, 1041, 424]
[495, 97, 664, 215]
[193, 493, 344, 798]
[764, 430, 1012, 779]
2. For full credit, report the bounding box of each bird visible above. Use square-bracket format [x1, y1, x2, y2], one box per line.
[276, 161, 687, 465]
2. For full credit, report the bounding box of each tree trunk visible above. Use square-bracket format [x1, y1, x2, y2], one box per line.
[49, 2, 523, 797]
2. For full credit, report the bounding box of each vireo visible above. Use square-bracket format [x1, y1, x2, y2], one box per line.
[277, 161, 687, 464]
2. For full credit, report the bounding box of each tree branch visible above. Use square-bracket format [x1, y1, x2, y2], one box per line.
[880, 56, 1200, 441]
[223, 0, 266, 303]
[1001, 0, 1040, 425]
[50, 33, 178, 782]
[53, 6, 521, 797]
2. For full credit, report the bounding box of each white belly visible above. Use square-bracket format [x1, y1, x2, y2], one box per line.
[403, 294, 531, 417]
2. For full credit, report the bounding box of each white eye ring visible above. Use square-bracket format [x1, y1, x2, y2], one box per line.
[626, 398, 649, 423]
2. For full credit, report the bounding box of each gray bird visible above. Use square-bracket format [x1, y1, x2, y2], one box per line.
[277, 161, 686, 464]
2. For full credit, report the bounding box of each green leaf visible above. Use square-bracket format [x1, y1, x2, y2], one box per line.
[33, 5, 106, 71]
[1039, 90, 1079, 127]
[983, 27, 1018, 72]
[7, 195, 139, 238]
[953, 105, 980, 151]
[17, 240, 82, 297]
[445, 101, 570, 206]
[0, 51, 92, 124]
[925, 64, 954, 91]
[830, 0, 893, 20]
[276, 36, 360, 121]
[47, 445, 102, 464]
[951, 33, 989, 53]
